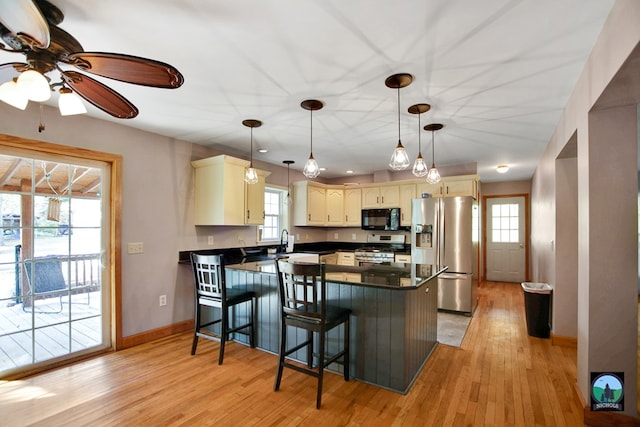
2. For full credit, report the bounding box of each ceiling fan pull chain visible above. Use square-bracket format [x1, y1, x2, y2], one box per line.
[38, 103, 45, 132]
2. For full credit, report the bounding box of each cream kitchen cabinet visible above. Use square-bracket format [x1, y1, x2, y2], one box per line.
[442, 179, 477, 198]
[293, 181, 326, 226]
[417, 175, 478, 199]
[416, 182, 444, 197]
[344, 188, 361, 226]
[399, 183, 415, 226]
[192, 155, 270, 226]
[325, 186, 344, 226]
[245, 173, 267, 225]
[361, 185, 399, 208]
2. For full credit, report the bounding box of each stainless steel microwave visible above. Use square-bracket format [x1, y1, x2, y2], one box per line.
[361, 208, 401, 230]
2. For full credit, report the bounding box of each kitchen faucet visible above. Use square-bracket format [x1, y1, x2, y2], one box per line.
[280, 229, 289, 253]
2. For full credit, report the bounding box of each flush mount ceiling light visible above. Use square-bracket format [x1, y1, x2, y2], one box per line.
[385, 73, 413, 170]
[301, 99, 323, 179]
[424, 123, 444, 184]
[408, 103, 431, 177]
[0, 0, 183, 125]
[242, 119, 262, 184]
[282, 160, 294, 205]
[496, 164, 509, 174]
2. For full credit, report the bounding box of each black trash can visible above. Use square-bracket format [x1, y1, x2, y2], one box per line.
[521, 282, 552, 338]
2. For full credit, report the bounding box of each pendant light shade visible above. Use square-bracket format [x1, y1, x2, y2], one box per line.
[58, 87, 87, 116]
[385, 73, 413, 171]
[0, 79, 28, 110]
[301, 99, 323, 179]
[424, 123, 443, 184]
[17, 69, 51, 102]
[408, 103, 431, 177]
[283, 160, 294, 205]
[242, 119, 262, 184]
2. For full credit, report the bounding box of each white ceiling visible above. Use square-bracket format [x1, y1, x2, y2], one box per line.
[0, 0, 616, 182]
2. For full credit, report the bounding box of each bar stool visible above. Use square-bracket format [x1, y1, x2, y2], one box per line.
[190, 253, 255, 364]
[274, 259, 351, 408]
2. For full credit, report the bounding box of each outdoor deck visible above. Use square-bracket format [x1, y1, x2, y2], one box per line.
[0, 292, 102, 372]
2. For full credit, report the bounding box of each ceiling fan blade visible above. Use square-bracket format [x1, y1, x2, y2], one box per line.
[66, 52, 184, 89]
[61, 71, 138, 119]
[0, 0, 50, 49]
[0, 62, 28, 81]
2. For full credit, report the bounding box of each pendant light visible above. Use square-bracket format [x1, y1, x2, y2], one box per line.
[424, 123, 443, 184]
[301, 99, 323, 179]
[385, 73, 413, 170]
[242, 119, 262, 184]
[282, 160, 294, 205]
[408, 103, 431, 177]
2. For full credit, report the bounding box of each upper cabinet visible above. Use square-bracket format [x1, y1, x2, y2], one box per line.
[325, 186, 344, 226]
[344, 188, 361, 226]
[362, 185, 399, 208]
[192, 155, 270, 226]
[417, 175, 479, 199]
[292, 174, 478, 227]
[293, 181, 326, 226]
[399, 184, 416, 226]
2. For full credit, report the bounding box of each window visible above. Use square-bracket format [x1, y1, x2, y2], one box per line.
[258, 187, 288, 242]
[491, 203, 519, 243]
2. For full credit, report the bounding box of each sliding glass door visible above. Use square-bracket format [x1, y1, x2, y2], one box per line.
[0, 148, 111, 375]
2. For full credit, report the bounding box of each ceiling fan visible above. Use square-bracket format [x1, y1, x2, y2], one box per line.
[0, 0, 184, 119]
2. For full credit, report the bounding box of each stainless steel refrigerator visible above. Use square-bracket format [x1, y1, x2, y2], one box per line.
[411, 197, 478, 314]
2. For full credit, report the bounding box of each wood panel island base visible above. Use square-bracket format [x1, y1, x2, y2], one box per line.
[224, 260, 447, 393]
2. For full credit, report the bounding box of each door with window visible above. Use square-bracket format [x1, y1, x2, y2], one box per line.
[0, 148, 111, 376]
[486, 196, 526, 282]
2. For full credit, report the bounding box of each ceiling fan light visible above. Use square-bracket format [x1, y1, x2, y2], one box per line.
[426, 166, 441, 184]
[58, 88, 87, 116]
[389, 141, 410, 170]
[245, 166, 259, 184]
[17, 70, 51, 102]
[0, 80, 28, 110]
[496, 164, 509, 174]
[303, 154, 320, 179]
[412, 153, 428, 177]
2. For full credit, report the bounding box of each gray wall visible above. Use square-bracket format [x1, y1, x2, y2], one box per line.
[530, 0, 640, 414]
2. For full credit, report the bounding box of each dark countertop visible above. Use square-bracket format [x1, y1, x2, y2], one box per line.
[226, 260, 447, 290]
[178, 241, 411, 265]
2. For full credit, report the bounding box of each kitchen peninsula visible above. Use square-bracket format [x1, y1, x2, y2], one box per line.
[222, 258, 447, 393]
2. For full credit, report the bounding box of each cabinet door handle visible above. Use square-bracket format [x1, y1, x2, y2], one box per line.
[327, 214, 330, 221]
[308, 214, 311, 221]
[377, 196, 379, 204]
[263, 211, 265, 219]
[381, 196, 384, 204]
[247, 210, 250, 220]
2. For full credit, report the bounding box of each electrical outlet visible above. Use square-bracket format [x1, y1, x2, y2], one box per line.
[352, 233, 357, 240]
[127, 242, 144, 254]
[159, 295, 167, 306]
[207, 235, 214, 245]
[334, 233, 339, 239]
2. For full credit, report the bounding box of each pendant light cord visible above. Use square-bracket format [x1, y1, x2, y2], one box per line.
[397, 87, 401, 142]
[309, 108, 314, 156]
[418, 112, 422, 154]
[431, 130, 436, 167]
[249, 127, 254, 166]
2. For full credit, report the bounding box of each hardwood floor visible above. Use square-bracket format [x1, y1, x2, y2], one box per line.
[0, 281, 584, 426]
